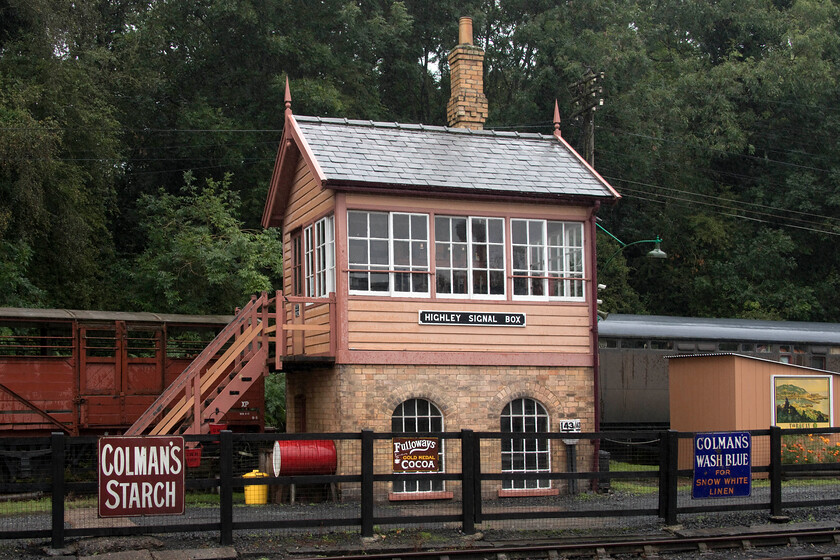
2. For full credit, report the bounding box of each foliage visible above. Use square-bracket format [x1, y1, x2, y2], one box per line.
[0, 0, 839, 322]
[264, 373, 287, 432]
[124, 173, 282, 315]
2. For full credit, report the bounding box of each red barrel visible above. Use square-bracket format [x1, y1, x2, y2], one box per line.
[272, 440, 337, 476]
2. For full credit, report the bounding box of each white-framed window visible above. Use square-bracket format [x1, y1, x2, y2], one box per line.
[304, 215, 335, 297]
[348, 211, 429, 296]
[391, 398, 444, 494]
[435, 216, 505, 299]
[511, 219, 584, 300]
[501, 398, 550, 490]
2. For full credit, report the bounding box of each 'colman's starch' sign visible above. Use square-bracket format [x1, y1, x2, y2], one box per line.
[392, 437, 440, 473]
[692, 431, 751, 499]
[98, 436, 185, 517]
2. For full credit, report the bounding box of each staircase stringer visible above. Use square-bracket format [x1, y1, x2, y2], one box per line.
[200, 346, 268, 429]
[158, 334, 265, 436]
[126, 293, 269, 436]
[149, 326, 263, 435]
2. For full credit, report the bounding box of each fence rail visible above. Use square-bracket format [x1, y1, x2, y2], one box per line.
[0, 427, 838, 548]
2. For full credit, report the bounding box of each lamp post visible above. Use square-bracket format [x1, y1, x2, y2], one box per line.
[597, 223, 667, 266]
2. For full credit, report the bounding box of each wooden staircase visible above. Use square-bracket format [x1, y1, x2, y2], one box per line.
[125, 293, 275, 436]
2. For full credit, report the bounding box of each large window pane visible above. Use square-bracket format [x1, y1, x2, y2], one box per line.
[348, 211, 429, 296]
[513, 219, 584, 300]
[435, 216, 504, 298]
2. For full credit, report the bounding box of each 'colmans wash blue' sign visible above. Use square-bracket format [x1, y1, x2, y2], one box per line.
[692, 431, 751, 499]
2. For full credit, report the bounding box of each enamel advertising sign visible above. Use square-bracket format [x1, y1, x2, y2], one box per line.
[692, 431, 751, 499]
[392, 437, 440, 473]
[98, 436, 185, 517]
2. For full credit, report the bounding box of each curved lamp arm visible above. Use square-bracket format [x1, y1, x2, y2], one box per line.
[597, 224, 666, 267]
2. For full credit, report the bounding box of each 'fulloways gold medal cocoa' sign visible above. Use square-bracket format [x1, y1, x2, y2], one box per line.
[392, 437, 440, 473]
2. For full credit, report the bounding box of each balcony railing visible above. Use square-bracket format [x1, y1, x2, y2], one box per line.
[272, 291, 336, 368]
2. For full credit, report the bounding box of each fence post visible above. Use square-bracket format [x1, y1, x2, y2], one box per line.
[361, 429, 374, 538]
[657, 431, 667, 519]
[220, 430, 233, 545]
[769, 425, 783, 517]
[658, 430, 678, 525]
[473, 431, 482, 524]
[51, 432, 65, 550]
[461, 430, 475, 535]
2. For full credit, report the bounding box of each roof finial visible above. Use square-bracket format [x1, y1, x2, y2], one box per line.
[284, 76, 292, 115]
[553, 100, 561, 137]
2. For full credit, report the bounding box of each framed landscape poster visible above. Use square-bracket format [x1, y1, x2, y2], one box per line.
[773, 375, 832, 429]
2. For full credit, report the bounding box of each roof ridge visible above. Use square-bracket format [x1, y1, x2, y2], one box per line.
[293, 115, 550, 140]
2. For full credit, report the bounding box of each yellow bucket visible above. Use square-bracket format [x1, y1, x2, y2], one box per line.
[243, 470, 268, 504]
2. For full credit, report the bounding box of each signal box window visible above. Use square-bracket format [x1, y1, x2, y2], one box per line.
[348, 211, 429, 296]
[511, 219, 584, 300]
[291, 229, 303, 296]
[435, 216, 505, 298]
[501, 398, 550, 490]
[304, 216, 335, 298]
[391, 398, 444, 494]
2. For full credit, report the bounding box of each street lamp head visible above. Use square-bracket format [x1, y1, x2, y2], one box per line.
[646, 238, 667, 260]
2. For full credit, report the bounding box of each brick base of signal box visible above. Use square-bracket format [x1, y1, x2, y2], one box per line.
[284, 364, 595, 501]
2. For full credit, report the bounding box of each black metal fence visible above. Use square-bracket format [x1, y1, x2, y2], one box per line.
[1, 427, 839, 549]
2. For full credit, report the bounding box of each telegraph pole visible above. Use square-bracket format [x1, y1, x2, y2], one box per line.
[569, 69, 604, 167]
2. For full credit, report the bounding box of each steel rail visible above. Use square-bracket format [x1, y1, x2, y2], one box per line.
[289, 527, 840, 560]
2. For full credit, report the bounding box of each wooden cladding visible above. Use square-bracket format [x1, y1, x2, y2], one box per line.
[347, 299, 590, 354]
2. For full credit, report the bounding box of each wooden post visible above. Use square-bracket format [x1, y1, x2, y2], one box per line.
[361, 430, 374, 537]
[658, 430, 679, 525]
[461, 430, 475, 535]
[51, 432, 65, 549]
[220, 430, 233, 545]
[770, 426, 783, 517]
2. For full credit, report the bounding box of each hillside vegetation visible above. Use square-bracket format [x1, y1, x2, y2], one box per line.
[2, 0, 838, 319]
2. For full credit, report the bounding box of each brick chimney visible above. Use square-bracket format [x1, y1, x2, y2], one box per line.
[447, 17, 488, 130]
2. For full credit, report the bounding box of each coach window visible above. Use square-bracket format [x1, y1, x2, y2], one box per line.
[501, 398, 550, 490]
[391, 399, 444, 494]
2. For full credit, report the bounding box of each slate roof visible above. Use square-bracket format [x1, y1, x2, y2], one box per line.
[294, 116, 618, 200]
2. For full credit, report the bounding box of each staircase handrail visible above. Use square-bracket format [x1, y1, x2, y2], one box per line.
[125, 293, 268, 435]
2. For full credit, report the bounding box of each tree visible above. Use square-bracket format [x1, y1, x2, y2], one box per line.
[123, 173, 282, 315]
[0, 0, 123, 308]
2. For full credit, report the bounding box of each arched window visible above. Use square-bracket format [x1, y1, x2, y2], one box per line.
[391, 398, 444, 493]
[501, 398, 550, 490]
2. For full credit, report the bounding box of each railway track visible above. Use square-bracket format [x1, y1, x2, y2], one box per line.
[288, 526, 840, 559]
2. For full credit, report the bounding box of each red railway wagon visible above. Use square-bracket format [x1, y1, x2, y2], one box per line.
[0, 307, 265, 437]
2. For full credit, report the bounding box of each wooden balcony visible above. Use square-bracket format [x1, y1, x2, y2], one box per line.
[271, 292, 336, 371]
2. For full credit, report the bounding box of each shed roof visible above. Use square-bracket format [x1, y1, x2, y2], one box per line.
[293, 116, 619, 199]
[0, 307, 232, 325]
[598, 314, 840, 345]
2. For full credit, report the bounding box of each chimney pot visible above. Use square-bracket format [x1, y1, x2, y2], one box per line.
[459, 17, 473, 45]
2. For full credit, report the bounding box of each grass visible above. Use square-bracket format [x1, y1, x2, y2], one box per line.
[0, 491, 241, 516]
[608, 460, 659, 494]
[610, 460, 657, 472]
